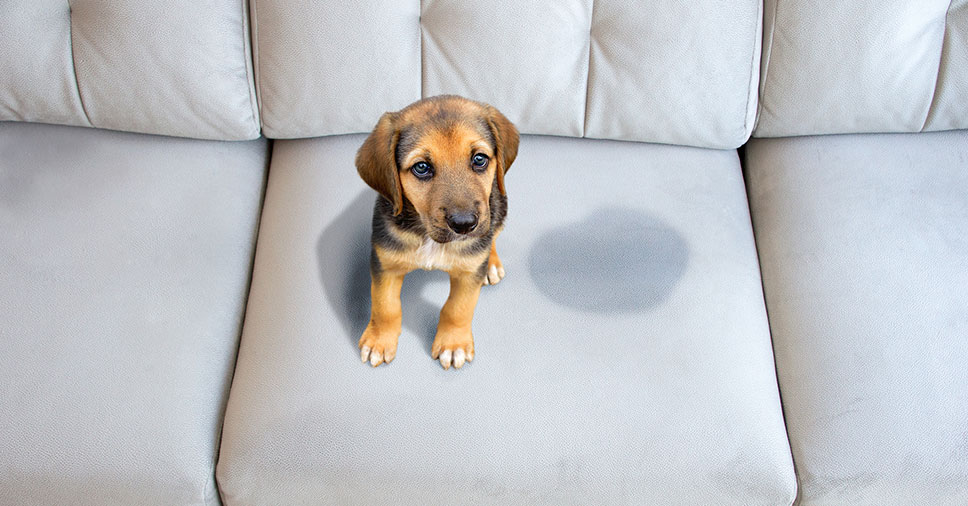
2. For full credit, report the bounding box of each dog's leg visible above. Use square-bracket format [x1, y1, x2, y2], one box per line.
[432, 271, 482, 369]
[359, 270, 405, 367]
[482, 231, 506, 286]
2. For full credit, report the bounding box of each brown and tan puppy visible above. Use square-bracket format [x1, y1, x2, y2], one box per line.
[355, 95, 519, 370]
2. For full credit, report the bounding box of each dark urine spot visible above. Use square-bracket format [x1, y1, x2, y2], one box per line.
[528, 208, 688, 313]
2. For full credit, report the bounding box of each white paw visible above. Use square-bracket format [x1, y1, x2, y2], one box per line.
[360, 346, 387, 367]
[433, 345, 474, 370]
[359, 338, 396, 367]
[482, 264, 506, 286]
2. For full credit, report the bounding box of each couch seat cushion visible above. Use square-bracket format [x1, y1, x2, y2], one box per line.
[0, 122, 268, 505]
[746, 130, 968, 504]
[217, 134, 795, 504]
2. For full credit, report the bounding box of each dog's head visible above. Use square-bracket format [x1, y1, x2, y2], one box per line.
[356, 95, 519, 243]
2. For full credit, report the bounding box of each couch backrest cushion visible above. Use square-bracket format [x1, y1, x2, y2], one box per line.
[252, 0, 763, 149]
[755, 0, 968, 137]
[0, 0, 260, 141]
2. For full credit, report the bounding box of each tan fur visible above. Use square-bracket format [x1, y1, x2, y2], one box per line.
[356, 96, 519, 369]
[398, 125, 496, 243]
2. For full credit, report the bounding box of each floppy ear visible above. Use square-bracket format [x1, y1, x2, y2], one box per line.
[484, 106, 519, 195]
[356, 112, 404, 215]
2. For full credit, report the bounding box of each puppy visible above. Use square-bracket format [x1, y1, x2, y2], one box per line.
[355, 95, 519, 370]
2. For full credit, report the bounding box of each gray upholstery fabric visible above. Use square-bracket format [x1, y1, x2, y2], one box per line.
[250, 0, 420, 138]
[745, 131, 968, 505]
[925, 2, 968, 131]
[0, 122, 268, 505]
[755, 1, 968, 137]
[583, 0, 762, 147]
[251, 0, 762, 148]
[216, 134, 796, 504]
[0, 0, 260, 140]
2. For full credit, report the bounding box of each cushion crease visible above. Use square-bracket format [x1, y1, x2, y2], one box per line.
[65, 1, 92, 127]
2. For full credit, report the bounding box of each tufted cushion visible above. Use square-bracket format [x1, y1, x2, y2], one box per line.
[0, 0, 260, 140]
[251, 0, 420, 138]
[584, 0, 762, 147]
[252, 0, 763, 149]
[755, 0, 968, 137]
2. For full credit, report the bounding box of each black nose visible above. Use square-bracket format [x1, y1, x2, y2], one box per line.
[445, 211, 478, 235]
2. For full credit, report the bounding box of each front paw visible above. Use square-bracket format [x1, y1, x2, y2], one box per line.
[359, 323, 399, 367]
[431, 326, 475, 370]
[482, 253, 505, 286]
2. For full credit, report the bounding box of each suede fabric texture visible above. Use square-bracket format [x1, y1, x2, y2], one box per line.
[216, 134, 796, 505]
[0, 122, 268, 505]
[746, 130, 968, 504]
[250, 0, 761, 148]
[755, 0, 968, 136]
[0, 0, 260, 140]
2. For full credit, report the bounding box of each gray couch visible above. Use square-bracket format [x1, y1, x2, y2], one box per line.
[1, 1, 965, 505]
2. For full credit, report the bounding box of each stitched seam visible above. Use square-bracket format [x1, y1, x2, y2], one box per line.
[66, 1, 92, 126]
[243, 0, 261, 138]
[580, 0, 595, 138]
[755, 0, 780, 135]
[740, 0, 764, 145]
[920, 0, 953, 132]
[249, 0, 266, 136]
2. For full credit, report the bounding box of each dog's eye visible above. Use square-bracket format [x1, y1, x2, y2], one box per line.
[472, 154, 489, 170]
[411, 162, 433, 179]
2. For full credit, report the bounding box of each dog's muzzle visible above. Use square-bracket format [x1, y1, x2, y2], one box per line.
[445, 210, 478, 235]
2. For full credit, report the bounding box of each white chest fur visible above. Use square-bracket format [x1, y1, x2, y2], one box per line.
[414, 238, 452, 271]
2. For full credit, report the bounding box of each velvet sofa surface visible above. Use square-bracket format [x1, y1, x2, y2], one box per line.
[0, 122, 268, 505]
[215, 134, 795, 505]
[755, 0, 968, 137]
[249, 0, 763, 148]
[0, 0, 966, 504]
[747, 3, 968, 502]
[0, 0, 259, 140]
[745, 131, 968, 505]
